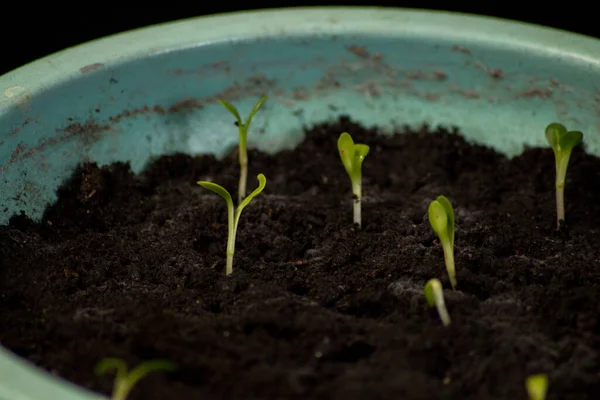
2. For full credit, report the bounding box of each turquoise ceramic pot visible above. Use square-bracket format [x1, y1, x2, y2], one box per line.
[1, 7, 600, 399]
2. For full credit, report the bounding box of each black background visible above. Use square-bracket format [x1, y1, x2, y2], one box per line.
[1, 3, 594, 76]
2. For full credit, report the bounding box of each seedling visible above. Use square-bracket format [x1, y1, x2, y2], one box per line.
[424, 278, 451, 326]
[428, 195, 457, 290]
[338, 132, 370, 228]
[545, 122, 583, 229]
[197, 173, 266, 275]
[526, 374, 548, 400]
[95, 358, 175, 400]
[219, 96, 268, 204]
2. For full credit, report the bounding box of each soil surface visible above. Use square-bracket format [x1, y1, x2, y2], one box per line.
[2, 117, 600, 400]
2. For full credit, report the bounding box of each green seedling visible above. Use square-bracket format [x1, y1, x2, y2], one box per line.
[424, 278, 451, 326]
[526, 374, 548, 400]
[338, 132, 370, 228]
[95, 358, 175, 400]
[219, 96, 268, 205]
[428, 195, 457, 290]
[545, 122, 583, 229]
[197, 173, 266, 275]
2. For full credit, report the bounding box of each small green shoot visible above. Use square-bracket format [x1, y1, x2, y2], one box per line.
[338, 132, 370, 228]
[526, 374, 548, 400]
[197, 174, 267, 275]
[424, 278, 451, 326]
[219, 96, 268, 205]
[95, 358, 175, 400]
[545, 122, 583, 229]
[428, 195, 457, 290]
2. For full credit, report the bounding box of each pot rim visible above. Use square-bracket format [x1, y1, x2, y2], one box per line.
[1, 7, 600, 113]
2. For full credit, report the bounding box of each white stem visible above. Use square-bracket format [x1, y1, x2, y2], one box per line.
[435, 295, 451, 327]
[353, 181, 362, 228]
[554, 153, 570, 229]
[353, 198, 361, 228]
[442, 241, 457, 290]
[556, 185, 564, 229]
[225, 205, 237, 276]
[238, 160, 247, 205]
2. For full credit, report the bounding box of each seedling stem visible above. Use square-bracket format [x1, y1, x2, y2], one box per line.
[218, 96, 268, 205]
[337, 132, 370, 228]
[441, 241, 455, 290]
[424, 278, 451, 326]
[353, 180, 362, 227]
[428, 195, 457, 290]
[545, 122, 583, 229]
[95, 358, 175, 400]
[197, 174, 267, 275]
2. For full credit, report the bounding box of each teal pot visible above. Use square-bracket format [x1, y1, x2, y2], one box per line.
[1, 6, 600, 399]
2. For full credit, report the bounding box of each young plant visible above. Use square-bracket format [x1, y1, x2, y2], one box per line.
[424, 278, 451, 326]
[428, 195, 457, 290]
[526, 374, 548, 400]
[338, 132, 370, 228]
[95, 358, 175, 400]
[545, 122, 583, 229]
[197, 173, 266, 275]
[218, 96, 268, 205]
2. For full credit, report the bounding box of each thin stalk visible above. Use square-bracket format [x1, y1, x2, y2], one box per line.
[554, 154, 570, 229]
[352, 180, 362, 228]
[113, 382, 128, 400]
[225, 200, 236, 276]
[238, 133, 248, 205]
[442, 241, 456, 290]
[555, 185, 564, 229]
[435, 293, 451, 327]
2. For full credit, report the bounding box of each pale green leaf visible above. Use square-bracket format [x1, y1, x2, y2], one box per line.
[354, 144, 370, 167]
[545, 122, 566, 150]
[197, 181, 234, 211]
[436, 195, 454, 246]
[545, 122, 583, 156]
[424, 278, 442, 308]
[237, 174, 267, 214]
[218, 100, 242, 125]
[559, 130, 583, 150]
[95, 358, 128, 379]
[245, 96, 268, 129]
[526, 374, 548, 400]
[95, 358, 129, 387]
[428, 200, 448, 241]
[126, 360, 176, 392]
[337, 132, 355, 177]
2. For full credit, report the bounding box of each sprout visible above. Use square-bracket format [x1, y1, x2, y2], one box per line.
[526, 374, 548, 400]
[545, 122, 583, 229]
[95, 358, 175, 400]
[424, 278, 451, 326]
[428, 195, 457, 290]
[197, 174, 266, 275]
[219, 96, 268, 205]
[337, 132, 370, 228]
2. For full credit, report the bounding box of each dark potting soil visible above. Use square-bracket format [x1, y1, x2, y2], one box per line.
[2, 116, 600, 400]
